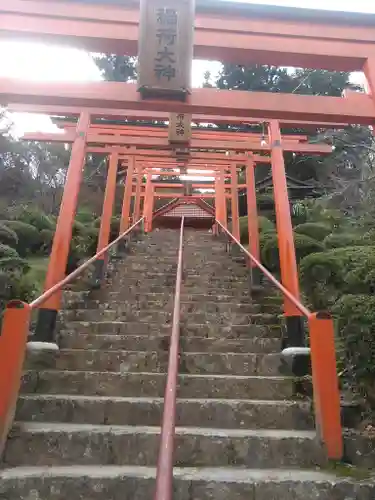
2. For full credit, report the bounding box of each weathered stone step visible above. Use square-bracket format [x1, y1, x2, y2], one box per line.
[4, 423, 323, 468]
[62, 321, 281, 338]
[16, 395, 313, 430]
[50, 350, 281, 376]
[63, 311, 280, 326]
[59, 333, 281, 354]
[22, 371, 294, 400]
[1, 465, 372, 500]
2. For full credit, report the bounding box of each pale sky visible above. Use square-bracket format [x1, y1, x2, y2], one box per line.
[0, 0, 373, 133]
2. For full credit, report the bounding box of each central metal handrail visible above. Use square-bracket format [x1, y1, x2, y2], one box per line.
[154, 217, 185, 500]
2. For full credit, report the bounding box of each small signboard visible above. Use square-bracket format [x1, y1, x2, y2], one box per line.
[168, 113, 192, 143]
[138, 0, 195, 100]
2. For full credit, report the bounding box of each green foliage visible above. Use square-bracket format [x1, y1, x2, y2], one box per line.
[2, 220, 41, 257]
[261, 232, 323, 272]
[17, 208, 55, 232]
[39, 229, 54, 253]
[238, 216, 275, 244]
[323, 233, 365, 249]
[294, 222, 332, 241]
[0, 224, 18, 247]
[258, 216, 275, 234]
[300, 246, 375, 309]
[0, 243, 19, 259]
[75, 207, 97, 225]
[332, 294, 375, 404]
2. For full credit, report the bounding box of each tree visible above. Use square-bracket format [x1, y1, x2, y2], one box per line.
[94, 55, 137, 82]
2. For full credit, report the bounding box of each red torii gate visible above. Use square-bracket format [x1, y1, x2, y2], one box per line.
[2, 0, 371, 461]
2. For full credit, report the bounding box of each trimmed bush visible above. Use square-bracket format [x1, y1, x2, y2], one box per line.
[40, 229, 54, 253]
[17, 208, 55, 232]
[332, 294, 375, 404]
[2, 221, 41, 256]
[0, 244, 19, 259]
[300, 246, 375, 310]
[261, 232, 323, 272]
[239, 216, 275, 244]
[258, 216, 275, 234]
[0, 256, 30, 274]
[0, 224, 18, 248]
[323, 233, 365, 250]
[76, 207, 97, 225]
[294, 222, 332, 242]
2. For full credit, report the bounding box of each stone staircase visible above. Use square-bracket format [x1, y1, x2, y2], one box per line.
[0, 229, 372, 499]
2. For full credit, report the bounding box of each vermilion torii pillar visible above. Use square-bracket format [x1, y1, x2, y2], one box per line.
[133, 162, 142, 227]
[93, 152, 119, 287]
[120, 155, 135, 235]
[269, 120, 303, 348]
[143, 171, 154, 233]
[231, 163, 240, 241]
[246, 156, 261, 286]
[33, 111, 91, 348]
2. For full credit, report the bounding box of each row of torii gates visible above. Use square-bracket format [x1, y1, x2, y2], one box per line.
[1, 0, 375, 463]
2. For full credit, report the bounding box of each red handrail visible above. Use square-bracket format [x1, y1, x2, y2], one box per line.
[216, 219, 343, 460]
[30, 218, 144, 309]
[154, 217, 185, 500]
[216, 220, 310, 317]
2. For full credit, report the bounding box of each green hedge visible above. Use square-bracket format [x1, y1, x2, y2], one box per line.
[239, 216, 275, 244]
[294, 222, 332, 241]
[0, 224, 18, 248]
[0, 244, 19, 259]
[2, 221, 41, 257]
[300, 246, 375, 309]
[261, 232, 324, 272]
[332, 294, 375, 404]
[17, 208, 55, 232]
[323, 233, 365, 250]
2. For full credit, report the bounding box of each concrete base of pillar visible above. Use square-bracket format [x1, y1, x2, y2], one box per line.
[91, 259, 105, 290]
[284, 316, 306, 349]
[34, 308, 58, 344]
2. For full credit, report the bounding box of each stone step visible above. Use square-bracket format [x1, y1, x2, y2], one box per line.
[1, 466, 371, 500]
[59, 333, 281, 354]
[62, 321, 281, 338]
[16, 395, 313, 430]
[21, 371, 294, 400]
[47, 350, 281, 376]
[64, 300, 276, 315]
[62, 311, 280, 326]
[4, 423, 324, 469]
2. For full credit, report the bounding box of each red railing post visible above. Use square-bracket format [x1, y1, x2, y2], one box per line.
[94, 152, 119, 286]
[33, 111, 90, 346]
[154, 217, 185, 500]
[0, 301, 31, 456]
[308, 313, 343, 460]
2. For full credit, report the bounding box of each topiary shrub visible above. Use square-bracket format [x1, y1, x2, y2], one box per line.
[0, 244, 19, 259]
[261, 232, 323, 272]
[294, 222, 332, 242]
[39, 229, 54, 254]
[258, 216, 275, 234]
[323, 233, 365, 250]
[2, 221, 41, 257]
[332, 294, 375, 405]
[239, 216, 275, 244]
[300, 246, 375, 310]
[75, 207, 96, 225]
[17, 208, 55, 232]
[0, 224, 18, 248]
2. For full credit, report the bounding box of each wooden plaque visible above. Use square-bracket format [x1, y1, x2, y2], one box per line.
[138, 0, 195, 100]
[168, 113, 192, 143]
